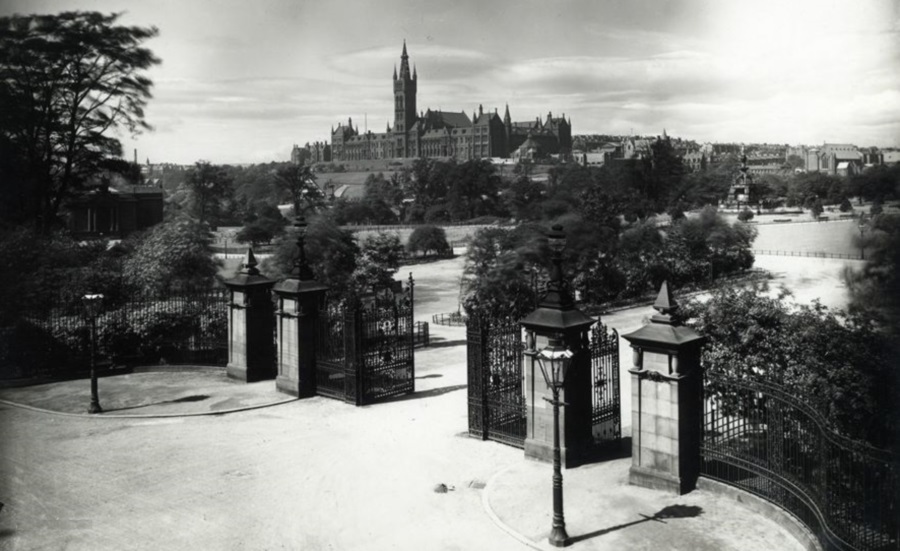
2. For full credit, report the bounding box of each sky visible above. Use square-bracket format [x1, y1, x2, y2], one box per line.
[4, 0, 899, 164]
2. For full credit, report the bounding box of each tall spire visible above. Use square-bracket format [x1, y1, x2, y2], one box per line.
[504, 103, 511, 123]
[393, 64, 397, 80]
[399, 40, 411, 79]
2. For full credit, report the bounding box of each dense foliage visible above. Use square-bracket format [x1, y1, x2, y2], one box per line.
[122, 216, 220, 295]
[0, 12, 160, 232]
[407, 225, 451, 257]
[682, 284, 896, 448]
[262, 215, 403, 302]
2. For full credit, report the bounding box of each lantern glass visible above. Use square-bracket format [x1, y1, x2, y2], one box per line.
[547, 224, 566, 254]
[536, 338, 573, 389]
[82, 293, 104, 320]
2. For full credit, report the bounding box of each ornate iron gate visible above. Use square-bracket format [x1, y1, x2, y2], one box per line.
[467, 315, 526, 448]
[315, 277, 415, 405]
[357, 282, 415, 403]
[590, 323, 621, 446]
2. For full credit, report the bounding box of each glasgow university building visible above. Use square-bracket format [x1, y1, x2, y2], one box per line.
[293, 42, 573, 164]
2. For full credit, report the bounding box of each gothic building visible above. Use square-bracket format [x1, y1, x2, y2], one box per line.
[327, 42, 572, 162]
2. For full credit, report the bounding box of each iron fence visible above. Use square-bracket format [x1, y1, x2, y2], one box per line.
[432, 311, 468, 327]
[314, 277, 416, 405]
[466, 314, 526, 448]
[590, 323, 620, 446]
[1, 289, 229, 380]
[413, 321, 430, 348]
[751, 249, 860, 260]
[701, 373, 899, 551]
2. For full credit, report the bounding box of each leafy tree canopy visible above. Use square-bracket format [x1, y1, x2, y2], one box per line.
[122, 216, 220, 295]
[683, 284, 896, 448]
[0, 12, 160, 232]
[407, 225, 450, 257]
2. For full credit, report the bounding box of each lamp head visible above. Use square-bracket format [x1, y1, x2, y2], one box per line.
[82, 293, 104, 320]
[536, 337, 573, 389]
[547, 225, 566, 254]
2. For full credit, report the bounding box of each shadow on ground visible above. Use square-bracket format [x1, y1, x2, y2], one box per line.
[380, 384, 467, 404]
[105, 394, 210, 413]
[570, 504, 703, 544]
[424, 339, 468, 349]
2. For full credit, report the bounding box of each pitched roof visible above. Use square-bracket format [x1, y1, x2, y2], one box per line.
[433, 111, 471, 128]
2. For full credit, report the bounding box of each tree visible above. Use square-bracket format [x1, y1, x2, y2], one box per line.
[737, 208, 754, 222]
[274, 163, 324, 215]
[809, 198, 824, 219]
[683, 284, 895, 447]
[122, 216, 220, 295]
[0, 12, 160, 232]
[785, 154, 805, 171]
[350, 233, 404, 294]
[262, 214, 359, 299]
[235, 223, 275, 247]
[407, 225, 450, 257]
[839, 197, 853, 212]
[186, 161, 233, 228]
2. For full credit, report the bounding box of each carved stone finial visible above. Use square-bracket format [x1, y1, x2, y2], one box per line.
[241, 248, 260, 276]
[651, 281, 679, 324]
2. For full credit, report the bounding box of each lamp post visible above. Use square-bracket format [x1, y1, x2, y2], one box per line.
[536, 338, 574, 548]
[82, 293, 104, 414]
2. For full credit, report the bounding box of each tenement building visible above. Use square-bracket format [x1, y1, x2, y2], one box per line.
[324, 42, 572, 162]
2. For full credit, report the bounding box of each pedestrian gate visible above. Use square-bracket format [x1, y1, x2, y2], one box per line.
[315, 277, 415, 405]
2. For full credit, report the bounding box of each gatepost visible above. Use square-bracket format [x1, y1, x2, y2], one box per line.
[273, 217, 328, 397]
[224, 249, 276, 382]
[520, 225, 596, 468]
[622, 281, 705, 494]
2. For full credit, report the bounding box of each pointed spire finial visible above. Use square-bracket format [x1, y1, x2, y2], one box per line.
[651, 281, 679, 324]
[402, 39, 408, 57]
[241, 248, 260, 276]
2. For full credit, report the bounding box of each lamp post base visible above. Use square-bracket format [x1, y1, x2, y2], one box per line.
[89, 402, 103, 414]
[549, 526, 570, 547]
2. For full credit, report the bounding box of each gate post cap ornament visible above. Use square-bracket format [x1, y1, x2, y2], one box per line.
[622, 281, 705, 351]
[225, 248, 276, 288]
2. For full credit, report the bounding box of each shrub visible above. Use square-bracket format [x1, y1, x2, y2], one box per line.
[737, 208, 754, 222]
[123, 216, 220, 295]
[407, 225, 451, 257]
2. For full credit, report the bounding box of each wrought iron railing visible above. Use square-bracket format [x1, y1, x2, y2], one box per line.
[432, 311, 468, 327]
[2, 289, 229, 379]
[590, 323, 620, 446]
[466, 314, 526, 448]
[701, 373, 899, 551]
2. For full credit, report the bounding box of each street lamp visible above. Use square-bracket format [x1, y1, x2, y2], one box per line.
[536, 337, 574, 548]
[82, 293, 104, 414]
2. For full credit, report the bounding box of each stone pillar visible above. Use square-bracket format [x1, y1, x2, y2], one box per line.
[622, 281, 705, 495]
[521, 324, 594, 468]
[520, 224, 596, 468]
[272, 218, 329, 398]
[224, 249, 276, 382]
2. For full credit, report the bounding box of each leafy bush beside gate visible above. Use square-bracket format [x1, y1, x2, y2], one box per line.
[1, 290, 228, 380]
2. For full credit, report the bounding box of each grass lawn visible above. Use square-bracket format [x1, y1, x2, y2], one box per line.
[753, 219, 859, 257]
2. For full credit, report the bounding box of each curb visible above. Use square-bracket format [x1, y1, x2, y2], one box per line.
[0, 395, 299, 419]
[482, 463, 546, 551]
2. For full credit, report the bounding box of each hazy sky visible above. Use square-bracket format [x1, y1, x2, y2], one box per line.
[4, 0, 899, 164]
